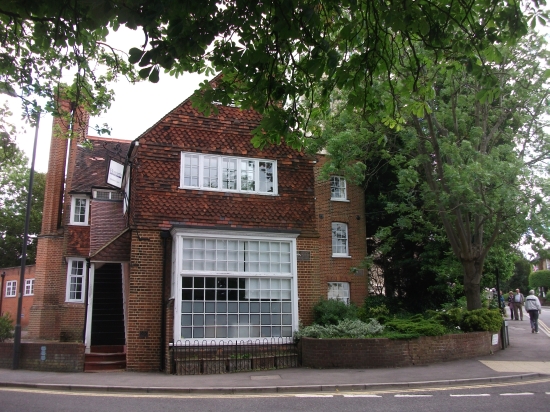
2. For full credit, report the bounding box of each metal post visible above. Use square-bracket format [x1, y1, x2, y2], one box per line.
[0, 272, 5, 315]
[13, 114, 40, 369]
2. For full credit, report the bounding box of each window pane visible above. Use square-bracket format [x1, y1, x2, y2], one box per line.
[222, 158, 238, 190]
[203, 156, 218, 188]
[259, 161, 274, 193]
[183, 154, 199, 187]
[240, 160, 255, 191]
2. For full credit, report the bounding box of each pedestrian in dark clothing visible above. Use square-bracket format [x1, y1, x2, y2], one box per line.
[524, 290, 542, 333]
[507, 291, 515, 320]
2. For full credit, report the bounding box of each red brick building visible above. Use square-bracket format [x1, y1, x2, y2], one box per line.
[0, 265, 36, 329]
[28, 87, 368, 371]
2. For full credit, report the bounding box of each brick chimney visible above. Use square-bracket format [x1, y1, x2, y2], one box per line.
[28, 99, 90, 340]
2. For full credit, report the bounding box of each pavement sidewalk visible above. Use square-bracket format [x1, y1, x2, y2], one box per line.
[0, 316, 548, 395]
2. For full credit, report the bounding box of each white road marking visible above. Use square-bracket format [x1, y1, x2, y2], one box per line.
[343, 394, 382, 398]
[394, 394, 433, 398]
[500, 392, 534, 396]
[295, 394, 334, 398]
[450, 394, 490, 397]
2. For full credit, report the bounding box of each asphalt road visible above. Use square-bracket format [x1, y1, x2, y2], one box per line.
[1, 377, 549, 412]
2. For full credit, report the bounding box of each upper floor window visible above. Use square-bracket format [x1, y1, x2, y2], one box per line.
[5, 280, 16, 297]
[180, 152, 277, 195]
[70, 195, 89, 225]
[66, 259, 85, 302]
[24, 279, 35, 296]
[328, 282, 350, 304]
[330, 176, 347, 201]
[332, 222, 349, 257]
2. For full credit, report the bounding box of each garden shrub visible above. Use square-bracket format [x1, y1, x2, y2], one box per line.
[385, 315, 447, 338]
[428, 308, 464, 330]
[0, 313, 14, 342]
[295, 319, 385, 339]
[460, 309, 503, 333]
[313, 298, 358, 326]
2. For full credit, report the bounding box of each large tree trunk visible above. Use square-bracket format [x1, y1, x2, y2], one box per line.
[462, 259, 484, 310]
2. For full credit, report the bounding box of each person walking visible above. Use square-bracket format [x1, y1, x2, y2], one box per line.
[524, 290, 542, 333]
[507, 291, 515, 320]
[513, 288, 525, 321]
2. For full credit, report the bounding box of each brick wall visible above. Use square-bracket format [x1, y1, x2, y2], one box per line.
[126, 230, 164, 371]
[301, 332, 500, 368]
[314, 156, 368, 307]
[0, 342, 84, 372]
[0, 265, 36, 329]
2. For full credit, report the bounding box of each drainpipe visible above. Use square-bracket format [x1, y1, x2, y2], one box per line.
[160, 230, 171, 371]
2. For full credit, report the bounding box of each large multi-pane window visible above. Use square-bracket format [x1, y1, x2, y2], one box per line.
[174, 232, 297, 342]
[180, 152, 277, 195]
[70, 196, 89, 225]
[66, 259, 85, 302]
[332, 222, 349, 257]
[330, 176, 347, 200]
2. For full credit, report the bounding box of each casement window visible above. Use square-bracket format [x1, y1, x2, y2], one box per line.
[180, 152, 277, 195]
[5, 280, 16, 297]
[330, 176, 347, 200]
[173, 230, 297, 342]
[66, 259, 86, 302]
[93, 190, 124, 201]
[328, 282, 350, 304]
[332, 222, 349, 257]
[24, 279, 35, 296]
[70, 195, 89, 225]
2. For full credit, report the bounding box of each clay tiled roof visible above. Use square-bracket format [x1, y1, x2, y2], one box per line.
[130, 100, 317, 234]
[70, 136, 131, 193]
[90, 228, 131, 262]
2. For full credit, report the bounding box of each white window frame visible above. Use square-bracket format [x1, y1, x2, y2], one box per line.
[330, 176, 348, 201]
[65, 258, 86, 303]
[332, 222, 350, 257]
[70, 195, 90, 225]
[171, 228, 298, 343]
[180, 152, 278, 195]
[328, 282, 350, 304]
[5, 280, 16, 297]
[24, 279, 35, 296]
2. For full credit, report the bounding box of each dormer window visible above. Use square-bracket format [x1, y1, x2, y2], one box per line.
[330, 176, 347, 201]
[70, 195, 89, 225]
[180, 152, 277, 195]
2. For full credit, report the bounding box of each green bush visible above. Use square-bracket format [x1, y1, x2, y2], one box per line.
[385, 314, 447, 338]
[295, 319, 385, 339]
[313, 298, 358, 326]
[428, 308, 464, 330]
[0, 314, 14, 342]
[461, 309, 503, 333]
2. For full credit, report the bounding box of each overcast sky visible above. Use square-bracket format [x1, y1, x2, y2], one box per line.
[5, 28, 209, 173]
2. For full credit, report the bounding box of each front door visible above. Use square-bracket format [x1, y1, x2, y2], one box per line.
[91, 263, 125, 346]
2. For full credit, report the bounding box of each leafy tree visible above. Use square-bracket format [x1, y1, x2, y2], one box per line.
[1, 1, 545, 144]
[0, 143, 45, 267]
[312, 32, 550, 310]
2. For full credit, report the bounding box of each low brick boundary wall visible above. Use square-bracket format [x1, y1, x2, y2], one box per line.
[0, 342, 85, 372]
[301, 332, 499, 369]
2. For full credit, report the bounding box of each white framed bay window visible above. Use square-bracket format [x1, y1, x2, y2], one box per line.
[172, 229, 298, 343]
[180, 152, 277, 195]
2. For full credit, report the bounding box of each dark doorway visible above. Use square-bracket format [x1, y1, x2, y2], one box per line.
[91, 263, 125, 346]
